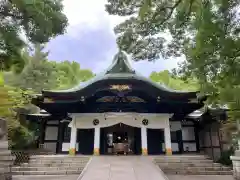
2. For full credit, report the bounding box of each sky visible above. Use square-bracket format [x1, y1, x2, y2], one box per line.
[45, 0, 184, 76]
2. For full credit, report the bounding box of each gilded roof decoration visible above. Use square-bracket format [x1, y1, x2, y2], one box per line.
[96, 96, 145, 103]
[110, 84, 131, 91]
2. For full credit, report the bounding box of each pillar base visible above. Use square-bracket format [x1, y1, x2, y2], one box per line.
[166, 148, 172, 155]
[142, 148, 148, 155]
[94, 148, 100, 155]
[69, 148, 76, 155]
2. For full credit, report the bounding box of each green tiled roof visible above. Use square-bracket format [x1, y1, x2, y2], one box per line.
[44, 51, 194, 94]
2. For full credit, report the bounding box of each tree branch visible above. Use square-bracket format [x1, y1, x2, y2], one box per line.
[0, 10, 22, 19]
[158, 0, 183, 25]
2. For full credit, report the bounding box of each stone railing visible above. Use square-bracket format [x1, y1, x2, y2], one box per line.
[0, 118, 15, 180]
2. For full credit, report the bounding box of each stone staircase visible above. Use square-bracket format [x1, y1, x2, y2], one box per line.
[11, 155, 90, 175]
[0, 118, 15, 180]
[154, 155, 233, 175]
[0, 141, 15, 180]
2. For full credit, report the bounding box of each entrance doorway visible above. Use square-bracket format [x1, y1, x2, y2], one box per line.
[100, 123, 141, 155]
[147, 129, 164, 155]
[77, 128, 94, 155]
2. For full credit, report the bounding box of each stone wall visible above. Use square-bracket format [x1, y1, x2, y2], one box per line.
[0, 118, 14, 180]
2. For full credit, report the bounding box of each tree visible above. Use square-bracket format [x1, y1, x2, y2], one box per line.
[0, 72, 11, 117]
[0, 0, 68, 73]
[105, 0, 240, 119]
[56, 61, 94, 90]
[4, 44, 59, 93]
[0, 71, 35, 149]
[150, 70, 199, 91]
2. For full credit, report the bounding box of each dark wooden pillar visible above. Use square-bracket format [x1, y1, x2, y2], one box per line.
[209, 125, 214, 159]
[194, 122, 200, 153]
[56, 121, 64, 153]
[217, 127, 223, 154]
[39, 118, 47, 148]
[177, 130, 183, 154]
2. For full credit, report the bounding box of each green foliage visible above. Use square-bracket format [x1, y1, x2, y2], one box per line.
[105, 0, 240, 120]
[0, 72, 12, 117]
[150, 70, 199, 91]
[0, 74, 35, 149]
[55, 61, 94, 90]
[217, 147, 235, 166]
[5, 44, 59, 93]
[2, 54, 94, 148]
[0, 0, 68, 73]
[5, 44, 95, 92]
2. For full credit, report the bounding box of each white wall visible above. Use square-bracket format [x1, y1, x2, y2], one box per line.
[69, 113, 172, 129]
[183, 143, 197, 151]
[62, 114, 198, 153]
[162, 143, 179, 152]
[62, 142, 79, 152]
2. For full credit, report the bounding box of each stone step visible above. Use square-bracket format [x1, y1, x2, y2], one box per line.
[0, 167, 10, 173]
[154, 155, 209, 158]
[163, 170, 233, 175]
[20, 162, 88, 167]
[160, 166, 232, 171]
[12, 169, 81, 175]
[30, 155, 90, 159]
[29, 158, 89, 161]
[29, 158, 90, 162]
[0, 155, 15, 161]
[0, 142, 9, 149]
[156, 162, 222, 167]
[12, 166, 84, 171]
[28, 161, 89, 165]
[29, 159, 89, 163]
[0, 151, 11, 156]
[0, 173, 12, 180]
[155, 159, 213, 163]
[0, 161, 14, 166]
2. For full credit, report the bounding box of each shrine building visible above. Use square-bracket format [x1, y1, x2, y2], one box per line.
[29, 52, 226, 157]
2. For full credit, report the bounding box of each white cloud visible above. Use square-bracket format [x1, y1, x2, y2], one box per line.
[63, 0, 125, 36]
[61, 0, 183, 75]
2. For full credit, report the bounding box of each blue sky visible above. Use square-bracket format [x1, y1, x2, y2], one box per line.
[45, 0, 184, 76]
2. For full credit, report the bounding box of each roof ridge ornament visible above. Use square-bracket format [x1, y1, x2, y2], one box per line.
[106, 50, 135, 74]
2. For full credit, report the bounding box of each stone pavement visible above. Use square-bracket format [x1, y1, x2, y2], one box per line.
[168, 175, 234, 180]
[80, 156, 167, 180]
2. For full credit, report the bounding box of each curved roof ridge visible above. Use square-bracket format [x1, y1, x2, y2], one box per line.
[43, 51, 197, 94]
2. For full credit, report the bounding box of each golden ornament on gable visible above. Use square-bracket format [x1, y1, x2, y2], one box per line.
[110, 84, 131, 91]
